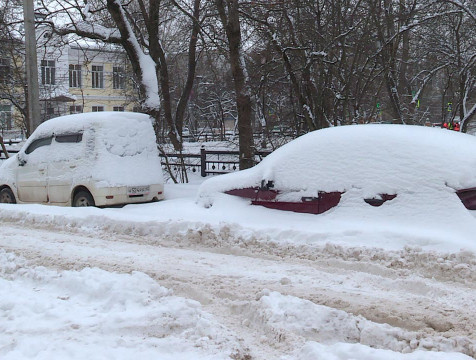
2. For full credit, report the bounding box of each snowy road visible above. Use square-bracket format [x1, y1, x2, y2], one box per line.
[1, 215, 475, 359]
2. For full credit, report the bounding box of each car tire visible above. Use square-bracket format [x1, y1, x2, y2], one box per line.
[0, 188, 16, 204]
[73, 190, 95, 207]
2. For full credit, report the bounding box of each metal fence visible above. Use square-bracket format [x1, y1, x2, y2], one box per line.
[1, 141, 272, 177]
[160, 148, 272, 177]
[0, 139, 21, 160]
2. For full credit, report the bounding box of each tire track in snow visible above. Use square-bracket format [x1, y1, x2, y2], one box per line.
[0, 221, 475, 357]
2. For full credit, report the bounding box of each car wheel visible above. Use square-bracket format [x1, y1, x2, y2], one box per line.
[73, 190, 95, 207]
[0, 188, 16, 204]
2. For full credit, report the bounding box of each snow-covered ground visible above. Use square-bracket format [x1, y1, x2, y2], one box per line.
[1, 179, 476, 359]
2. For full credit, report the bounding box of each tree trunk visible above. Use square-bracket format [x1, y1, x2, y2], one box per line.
[215, 0, 254, 170]
[106, 0, 182, 151]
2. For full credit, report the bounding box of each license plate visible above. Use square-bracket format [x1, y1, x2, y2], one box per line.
[127, 185, 150, 195]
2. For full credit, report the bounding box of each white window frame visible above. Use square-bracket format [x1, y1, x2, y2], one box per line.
[112, 66, 125, 90]
[69, 105, 83, 114]
[0, 59, 11, 84]
[69, 64, 82, 88]
[0, 104, 12, 130]
[113, 106, 124, 112]
[91, 65, 104, 89]
[92, 105, 104, 112]
[41, 59, 55, 85]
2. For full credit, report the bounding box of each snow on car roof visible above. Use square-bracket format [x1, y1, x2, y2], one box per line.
[21, 111, 153, 153]
[31, 111, 152, 135]
[199, 124, 476, 199]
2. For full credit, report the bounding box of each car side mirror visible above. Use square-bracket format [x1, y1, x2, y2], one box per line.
[260, 179, 274, 190]
[17, 153, 27, 166]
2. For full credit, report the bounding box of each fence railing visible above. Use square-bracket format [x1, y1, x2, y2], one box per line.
[160, 148, 272, 177]
[0, 149, 19, 160]
[0, 139, 21, 160]
[1, 142, 272, 177]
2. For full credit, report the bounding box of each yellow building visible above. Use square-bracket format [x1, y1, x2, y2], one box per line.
[1, 31, 138, 135]
[65, 45, 136, 115]
[37, 42, 137, 121]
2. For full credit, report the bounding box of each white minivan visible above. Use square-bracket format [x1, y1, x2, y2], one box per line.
[0, 112, 164, 207]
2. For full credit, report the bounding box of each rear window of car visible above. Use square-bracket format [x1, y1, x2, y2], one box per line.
[101, 127, 150, 157]
[55, 133, 83, 143]
[25, 136, 53, 154]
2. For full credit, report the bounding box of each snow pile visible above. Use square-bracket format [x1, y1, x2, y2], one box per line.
[247, 291, 474, 359]
[293, 342, 472, 360]
[0, 250, 245, 360]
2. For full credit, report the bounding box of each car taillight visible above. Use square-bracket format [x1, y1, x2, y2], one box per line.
[158, 191, 162, 195]
[106, 195, 114, 199]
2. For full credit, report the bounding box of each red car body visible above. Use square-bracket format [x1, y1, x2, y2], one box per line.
[225, 186, 475, 215]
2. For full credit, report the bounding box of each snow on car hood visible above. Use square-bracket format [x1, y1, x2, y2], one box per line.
[0, 156, 18, 185]
[198, 125, 476, 199]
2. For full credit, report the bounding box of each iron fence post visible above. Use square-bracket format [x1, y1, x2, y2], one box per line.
[200, 147, 206, 177]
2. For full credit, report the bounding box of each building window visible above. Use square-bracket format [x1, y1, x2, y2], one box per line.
[91, 65, 104, 89]
[113, 106, 124, 112]
[0, 59, 11, 84]
[69, 105, 82, 114]
[0, 104, 12, 130]
[92, 106, 104, 112]
[112, 66, 125, 89]
[41, 60, 55, 85]
[69, 64, 82, 88]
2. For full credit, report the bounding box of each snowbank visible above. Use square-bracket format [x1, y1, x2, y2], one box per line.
[2, 179, 476, 255]
[0, 250, 244, 360]
[294, 342, 472, 360]
[250, 291, 474, 359]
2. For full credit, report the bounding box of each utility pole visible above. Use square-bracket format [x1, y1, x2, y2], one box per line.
[23, 0, 41, 136]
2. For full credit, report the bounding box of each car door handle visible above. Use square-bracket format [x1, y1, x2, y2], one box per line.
[69, 165, 76, 169]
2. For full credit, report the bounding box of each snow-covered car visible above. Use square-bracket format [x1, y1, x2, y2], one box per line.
[198, 125, 476, 214]
[0, 112, 164, 207]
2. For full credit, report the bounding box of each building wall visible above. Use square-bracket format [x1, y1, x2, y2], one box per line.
[67, 46, 135, 114]
[34, 29, 137, 122]
[2, 31, 140, 133]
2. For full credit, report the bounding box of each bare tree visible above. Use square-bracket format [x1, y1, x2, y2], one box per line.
[40, 0, 204, 151]
[0, 1, 29, 133]
[214, 0, 254, 169]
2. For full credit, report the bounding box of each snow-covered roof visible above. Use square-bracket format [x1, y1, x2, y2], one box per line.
[26, 111, 152, 140]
